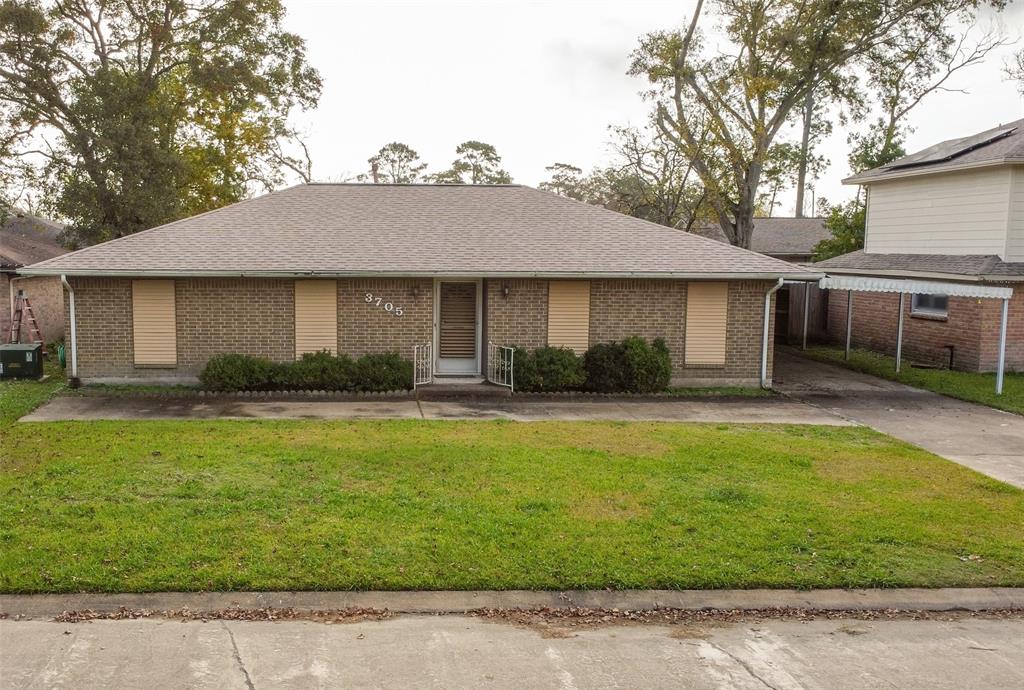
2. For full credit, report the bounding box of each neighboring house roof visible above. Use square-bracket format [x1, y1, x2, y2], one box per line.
[813, 250, 1024, 282]
[845, 118, 1024, 184]
[0, 213, 66, 271]
[692, 217, 828, 258]
[21, 184, 818, 279]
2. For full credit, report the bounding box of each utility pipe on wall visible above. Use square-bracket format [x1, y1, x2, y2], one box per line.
[845, 290, 853, 360]
[802, 283, 810, 350]
[895, 293, 905, 374]
[761, 278, 785, 389]
[60, 274, 78, 380]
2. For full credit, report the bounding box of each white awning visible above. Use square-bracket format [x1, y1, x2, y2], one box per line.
[819, 275, 1013, 299]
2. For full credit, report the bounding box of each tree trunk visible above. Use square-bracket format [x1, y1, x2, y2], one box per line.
[794, 91, 814, 218]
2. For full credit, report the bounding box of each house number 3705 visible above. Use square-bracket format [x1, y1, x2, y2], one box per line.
[364, 292, 404, 317]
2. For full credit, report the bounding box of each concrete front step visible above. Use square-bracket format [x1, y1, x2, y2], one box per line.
[416, 381, 511, 400]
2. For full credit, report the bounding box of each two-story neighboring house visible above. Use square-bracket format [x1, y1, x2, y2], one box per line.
[814, 119, 1023, 373]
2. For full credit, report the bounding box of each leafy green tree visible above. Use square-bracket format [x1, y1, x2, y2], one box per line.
[813, 199, 867, 261]
[364, 142, 427, 183]
[0, 0, 321, 246]
[630, 0, 1004, 249]
[430, 141, 512, 184]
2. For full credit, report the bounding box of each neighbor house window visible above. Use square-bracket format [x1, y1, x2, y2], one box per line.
[547, 281, 591, 354]
[685, 282, 728, 366]
[294, 280, 338, 356]
[911, 293, 948, 318]
[132, 280, 177, 366]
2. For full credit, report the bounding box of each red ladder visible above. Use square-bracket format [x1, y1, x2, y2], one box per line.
[7, 290, 43, 344]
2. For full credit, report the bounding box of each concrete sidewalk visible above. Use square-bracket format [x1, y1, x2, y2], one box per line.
[775, 351, 1024, 488]
[20, 394, 852, 425]
[4, 615, 1023, 689]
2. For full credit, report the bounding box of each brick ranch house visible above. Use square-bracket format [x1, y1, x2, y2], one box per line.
[814, 119, 1023, 374]
[20, 184, 819, 387]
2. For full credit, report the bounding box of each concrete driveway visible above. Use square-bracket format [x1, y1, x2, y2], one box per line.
[3, 615, 1022, 689]
[774, 351, 1024, 488]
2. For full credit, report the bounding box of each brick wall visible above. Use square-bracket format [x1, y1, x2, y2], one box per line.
[175, 278, 294, 371]
[590, 279, 686, 378]
[338, 278, 432, 359]
[490, 278, 774, 385]
[485, 279, 548, 349]
[826, 288, 1023, 372]
[3, 274, 65, 343]
[66, 276, 776, 385]
[65, 277, 133, 378]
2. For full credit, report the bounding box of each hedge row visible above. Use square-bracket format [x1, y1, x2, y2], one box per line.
[512, 337, 672, 393]
[200, 351, 413, 392]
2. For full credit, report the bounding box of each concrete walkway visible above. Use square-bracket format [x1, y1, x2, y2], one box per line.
[775, 351, 1024, 488]
[4, 616, 1022, 689]
[20, 394, 851, 426]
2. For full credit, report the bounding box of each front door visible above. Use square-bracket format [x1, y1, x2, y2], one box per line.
[436, 280, 480, 375]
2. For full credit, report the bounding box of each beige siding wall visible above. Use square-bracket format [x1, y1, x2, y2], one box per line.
[864, 167, 1012, 257]
[294, 280, 338, 355]
[2, 274, 64, 343]
[684, 282, 728, 365]
[1007, 165, 1024, 262]
[547, 280, 590, 353]
[132, 280, 177, 366]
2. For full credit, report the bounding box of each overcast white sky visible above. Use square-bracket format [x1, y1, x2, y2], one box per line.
[283, 0, 1024, 216]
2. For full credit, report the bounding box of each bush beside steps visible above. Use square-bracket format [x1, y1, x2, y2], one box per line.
[512, 337, 672, 393]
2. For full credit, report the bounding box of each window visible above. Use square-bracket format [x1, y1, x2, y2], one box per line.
[547, 281, 591, 354]
[295, 280, 338, 356]
[132, 280, 177, 366]
[685, 282, 728, 366]
[911, 293, 948, 318]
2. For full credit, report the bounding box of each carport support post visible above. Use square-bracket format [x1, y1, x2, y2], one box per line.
[895, 293, 905, 374]
[802, 283, 810, 350]
[996, 297, 1009, 395]
[845, 290, 853, 360]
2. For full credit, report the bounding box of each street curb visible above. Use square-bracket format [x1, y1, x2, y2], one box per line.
[2, 588, 1023, 618]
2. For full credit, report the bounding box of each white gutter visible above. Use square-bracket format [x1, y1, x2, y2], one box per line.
[19, 268, 825, 281]
[817, 266, 1024, 284]
[842, 158, 1022, 185]
[761, 278, 785, 389]
[60, 274, 78, 379]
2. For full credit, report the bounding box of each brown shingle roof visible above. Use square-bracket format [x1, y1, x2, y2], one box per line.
[0, 214, 66, 270]
[814, 250, 1024, 281]
[692, 217, 828, 258]
[845, 118, 1024, 184]
[22, 184, 818, 278]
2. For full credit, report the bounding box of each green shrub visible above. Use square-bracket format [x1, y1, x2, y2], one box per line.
[353, 352, 413, 391]
[583, 342, 627, 393]
[278, 351, 354, 391]
[583, 337, 672, 393]
[621, 336, 672, 393]
[513, 346, 585, 392]
[200, 353, 281, 392]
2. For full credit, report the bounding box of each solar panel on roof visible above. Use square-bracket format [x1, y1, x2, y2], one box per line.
[883, 127, 1016, 170]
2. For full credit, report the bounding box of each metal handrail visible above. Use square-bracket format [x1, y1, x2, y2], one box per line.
[413, 342, 432, 390]
[486, 341, 514, 392]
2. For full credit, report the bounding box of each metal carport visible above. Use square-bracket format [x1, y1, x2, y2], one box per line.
[809, 276, 1014, 395]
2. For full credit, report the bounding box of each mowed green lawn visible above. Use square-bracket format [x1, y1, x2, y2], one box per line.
[2, 412, 1023, 593]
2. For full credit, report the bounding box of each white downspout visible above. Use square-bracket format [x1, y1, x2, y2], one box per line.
[761, 278, 784, 389]
[996, 297, 1009, 396]
[60, 274, 78, 380]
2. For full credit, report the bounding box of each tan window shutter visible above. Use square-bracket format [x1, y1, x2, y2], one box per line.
[547, 281, 591, 354]
[295, 280, 338, 356]
[685, 282, 728, 366]
[132, 280, 177, 366]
